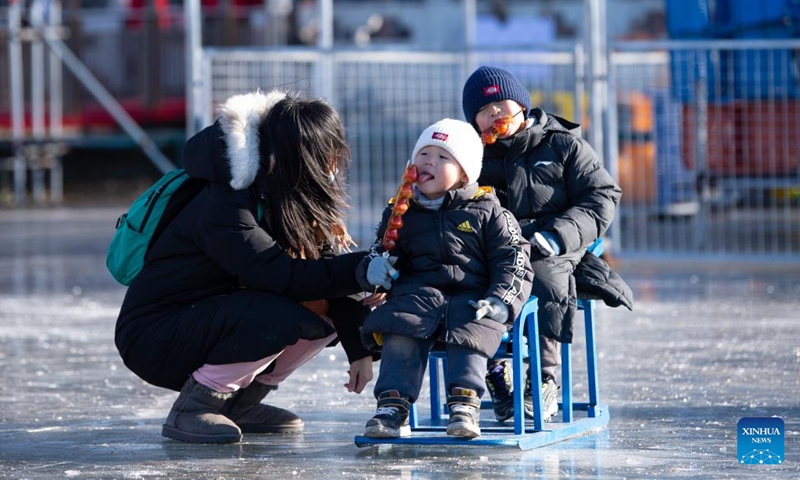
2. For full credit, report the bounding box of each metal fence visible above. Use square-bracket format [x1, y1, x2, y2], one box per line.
[201, 47, 583, 250]
[200, 42, 800, 260]
[610, 40, 800, 259]
[0, 6, 247, 131]
[2, 4, 798, 260]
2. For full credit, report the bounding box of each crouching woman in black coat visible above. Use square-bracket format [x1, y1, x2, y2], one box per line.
[115, 90, 379, 444]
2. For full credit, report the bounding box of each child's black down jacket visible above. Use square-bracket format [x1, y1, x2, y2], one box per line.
[359, 184, 534, 358]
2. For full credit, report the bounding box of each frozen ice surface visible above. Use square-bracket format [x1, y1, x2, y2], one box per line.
[1, 208, 798, 479]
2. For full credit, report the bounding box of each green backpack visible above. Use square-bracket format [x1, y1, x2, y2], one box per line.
[106, 169, 205, 285]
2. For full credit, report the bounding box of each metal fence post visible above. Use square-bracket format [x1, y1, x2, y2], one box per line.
[185, 0, 203, 139]
[30, 0, 47, 204]
[48, 0, 64, 204]
[693, 52, 709, 249]
[584, 0, 607, 163]
[315, 0, 334, 103]
[8, 0, 26, 206]
[605, 44, 622, 250]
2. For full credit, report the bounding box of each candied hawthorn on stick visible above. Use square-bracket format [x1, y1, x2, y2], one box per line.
[481, 115, 513, 145]
[381, 163, 418, 251]
[393, 196, 409, 215]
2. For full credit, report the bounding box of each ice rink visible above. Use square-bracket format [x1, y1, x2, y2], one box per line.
[1, 208, 798, 479]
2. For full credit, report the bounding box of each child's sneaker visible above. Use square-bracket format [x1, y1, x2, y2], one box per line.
[523, 376, 559, 421]
[485, 361, 514, 422]
[446, 387, 481, 438]
[364, 390, 411, 438]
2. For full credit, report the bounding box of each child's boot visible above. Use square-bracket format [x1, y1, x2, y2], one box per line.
[523, 372, 560, 421]
[221, 382, 304, 434]
[485, 360, 514, 421]
[446, 387, 481, 438]
[162, 377, 242, 443]
[364, 390, 411, 438]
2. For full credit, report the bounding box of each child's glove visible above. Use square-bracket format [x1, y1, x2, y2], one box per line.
[469, 297, 509, 324]
[366, 255, 399, 290]
[532, 231, 562, 257]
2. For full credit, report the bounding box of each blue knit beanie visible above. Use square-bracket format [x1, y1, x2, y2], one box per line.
[462, 66, 532, 126]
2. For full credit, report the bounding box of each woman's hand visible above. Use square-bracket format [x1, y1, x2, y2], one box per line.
[362, 291, 387, 308]
[344, 356, 373, 394]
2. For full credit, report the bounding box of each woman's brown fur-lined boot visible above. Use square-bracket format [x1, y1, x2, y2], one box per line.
[221, 382, 304, 434]
[161, 377, 242, 443]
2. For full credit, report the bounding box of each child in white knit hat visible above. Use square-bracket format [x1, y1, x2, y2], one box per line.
[356, 118, 533, 439]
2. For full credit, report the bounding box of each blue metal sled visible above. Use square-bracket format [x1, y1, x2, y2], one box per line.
[355, 239, 609, 450]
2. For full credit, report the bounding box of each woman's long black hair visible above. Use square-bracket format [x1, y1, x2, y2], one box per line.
[258, 93, 352, 259]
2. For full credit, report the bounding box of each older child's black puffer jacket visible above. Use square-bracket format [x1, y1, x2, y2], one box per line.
[478, 108, 623, 342]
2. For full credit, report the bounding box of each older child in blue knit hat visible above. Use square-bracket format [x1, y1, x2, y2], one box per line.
[356, 118, 533, 439]
[462, 66, 622, 423]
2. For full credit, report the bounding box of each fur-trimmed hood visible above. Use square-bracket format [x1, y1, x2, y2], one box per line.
[183, 90, 287, 190]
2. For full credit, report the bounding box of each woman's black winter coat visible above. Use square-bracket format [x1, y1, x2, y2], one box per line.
[115, 91, 370, 391]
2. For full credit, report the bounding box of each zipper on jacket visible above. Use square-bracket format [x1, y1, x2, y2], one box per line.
[436, 209, 454, 267]
[503, 156, 516, 211]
